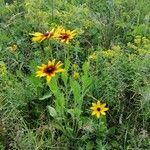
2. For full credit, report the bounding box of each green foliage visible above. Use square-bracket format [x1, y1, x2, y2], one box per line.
[0, 0, 150, 149]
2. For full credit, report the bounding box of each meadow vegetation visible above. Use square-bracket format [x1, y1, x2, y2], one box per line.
[0, 0, 150, 149]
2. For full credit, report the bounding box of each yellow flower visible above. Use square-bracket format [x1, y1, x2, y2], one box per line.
[30, 28, 55, 42]
[90, 100, 109, 118]
[89, 52, 97, 60]
[127, 42, 137, 50]
[102, 50, 115, 58]
[111, 45, 121, 51]
[36, 59, 64, 82]
[73, 72, 79, 79]
[9, 44, 17, 52]
[54, 26, 76, 44]
[135, 35, 141, 39]
[134, 38, 141, 45]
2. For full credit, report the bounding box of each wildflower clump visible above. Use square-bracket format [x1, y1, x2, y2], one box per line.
[89, 46, 122, 64]
[101, 46, 122, 59]
[127, 36, 150, 56]
[30, 26, 76, 44]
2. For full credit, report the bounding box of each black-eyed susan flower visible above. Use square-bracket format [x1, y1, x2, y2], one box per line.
[36, 59, 64, 82]
[30, 28, 55, 42]
[90, 100, 109, 118]
[54, 26, 76, 44]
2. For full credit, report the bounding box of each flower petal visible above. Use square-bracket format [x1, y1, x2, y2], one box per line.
[52, 59, 56, 65]
[101, 111, 106, 115]
[101, 103, 106, 108]
[56, 61, 63, 67]
[36, 71, 47, 77]
[29, 32, 43, 36]
[91, 111, 96, 116]
[92, 103, 97, 107]
[90, 106, 95, 110]
[48, 61, 52, 66]
[97, 100, 101, 106]
[103, 107, 109, 111]
[55, 68, 64, 73]
[46, 76, 52, 82]
[32, 36, 43, 42]
[96, 113, 100, 118]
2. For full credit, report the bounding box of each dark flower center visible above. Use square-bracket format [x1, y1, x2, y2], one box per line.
[60, 33, 69, 40]
[44, 32, 50, 37]
[97, 107, 101, 111]
[44, 66, 56, 75]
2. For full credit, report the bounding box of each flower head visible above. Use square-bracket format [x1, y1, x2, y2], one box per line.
[30, 28, 55, 42]
[54, 26, 76, 44]
[73, 72, 79, 79]
[36, 59, 64, 82]
[9, 44, 17, 52]
[90, 100, 109, 118]
[89, 52, 97, 60]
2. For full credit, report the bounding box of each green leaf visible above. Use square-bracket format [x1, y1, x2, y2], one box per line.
[70, 77, 82, 107]
[39, 93, 52, 100]
[48, 78, 65, 116]
[82, 61, 89, 76]
[86, 141, 95, 150]
[81, 62, 93, 92]
[47, 106, 57, 117]
[67, 108, 82, 119]
[61, 58, 70, 87]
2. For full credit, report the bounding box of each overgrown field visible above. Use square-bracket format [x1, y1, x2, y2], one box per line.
[0, 0, 150, 149]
